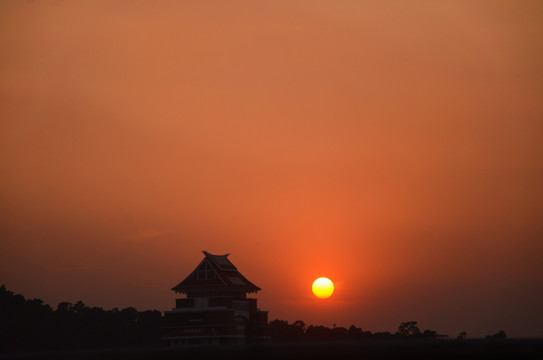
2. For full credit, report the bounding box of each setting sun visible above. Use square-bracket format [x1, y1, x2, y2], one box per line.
[312, 277, 334, 299]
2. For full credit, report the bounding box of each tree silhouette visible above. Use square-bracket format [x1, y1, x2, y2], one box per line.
[0, 285, 162, 352]
[398, 321, 421, 337]
[486, 330, 507, 340]
[457, 331, 467, 340]
[348, 325, 363, 338]
[269, 319, 305, 341]
[292, 320, 306, 332]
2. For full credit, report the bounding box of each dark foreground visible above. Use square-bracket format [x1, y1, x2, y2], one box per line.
[2, 339, 542, 360]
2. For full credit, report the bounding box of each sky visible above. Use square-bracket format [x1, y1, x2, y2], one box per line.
[1, 0, 542, 338]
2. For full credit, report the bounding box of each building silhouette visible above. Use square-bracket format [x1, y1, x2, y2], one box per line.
[162, 251, 269, 345]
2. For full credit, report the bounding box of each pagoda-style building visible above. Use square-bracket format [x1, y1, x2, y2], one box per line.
[162, 251, 269, 345]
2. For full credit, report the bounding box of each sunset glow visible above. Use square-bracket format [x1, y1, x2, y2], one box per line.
[312, 277, 334, 299]
[1, 0, 542, 339]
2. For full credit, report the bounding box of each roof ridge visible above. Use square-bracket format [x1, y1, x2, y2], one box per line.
[171, 251, 261, 294]
[202, 250, 230, 257]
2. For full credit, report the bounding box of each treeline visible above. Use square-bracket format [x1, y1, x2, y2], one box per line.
[0, 285, 162, 352]
[269, 319, 444, 342]
[268, 320, 507, 342]
[1, 286, 508, 353]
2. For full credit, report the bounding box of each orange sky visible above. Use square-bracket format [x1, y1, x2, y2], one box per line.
[1, 0, 542, 337]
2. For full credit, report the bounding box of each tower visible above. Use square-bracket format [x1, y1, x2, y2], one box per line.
[162, 251, 269, 345]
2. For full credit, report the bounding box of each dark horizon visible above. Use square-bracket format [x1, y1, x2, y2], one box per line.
[0, 284, 523, 351]
[4, 284, 543, 360]
[0, 283, 527, 342]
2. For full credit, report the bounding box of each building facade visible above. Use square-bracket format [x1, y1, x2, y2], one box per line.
[162, 251, 269, 345]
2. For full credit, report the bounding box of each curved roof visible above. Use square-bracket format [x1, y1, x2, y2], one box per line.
[172, 251, 261, 294]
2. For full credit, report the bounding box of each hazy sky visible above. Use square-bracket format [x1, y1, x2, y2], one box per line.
[1, 0, 542, 337]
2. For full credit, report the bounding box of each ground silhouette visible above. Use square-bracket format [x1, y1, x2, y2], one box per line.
[2, 285, 538, 360]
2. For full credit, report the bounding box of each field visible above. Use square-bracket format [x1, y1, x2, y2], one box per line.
[2, 339, 542, 360]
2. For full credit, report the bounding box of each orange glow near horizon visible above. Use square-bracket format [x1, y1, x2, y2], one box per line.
[312, 277, 334, 299]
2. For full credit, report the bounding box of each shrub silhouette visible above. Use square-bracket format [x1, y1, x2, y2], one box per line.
[486, 330, 507, 340]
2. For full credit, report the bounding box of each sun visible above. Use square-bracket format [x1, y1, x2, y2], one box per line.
[312, 277, 334, 299]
